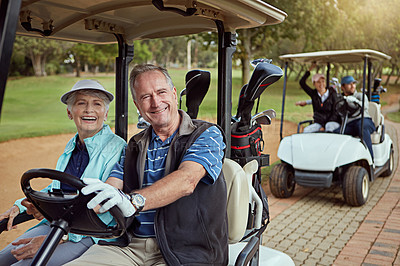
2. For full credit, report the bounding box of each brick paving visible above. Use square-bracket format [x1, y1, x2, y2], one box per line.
[262, 120, 400, 266]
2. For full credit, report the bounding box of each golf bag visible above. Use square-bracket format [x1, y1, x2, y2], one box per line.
[231, 123, 264, 166]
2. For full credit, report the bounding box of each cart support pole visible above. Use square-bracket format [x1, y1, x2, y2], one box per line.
[326, 62, 330, 89]
[0, 0, 22, 120]
[367, 60, 372, 100]
[361, 56, 367, 143]
[114, 34, 134, 141]
[280, 62, 288, 140]
[216, 20, 236, 158]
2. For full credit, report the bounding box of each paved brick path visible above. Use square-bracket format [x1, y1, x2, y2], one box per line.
[262, 121, 399, 266]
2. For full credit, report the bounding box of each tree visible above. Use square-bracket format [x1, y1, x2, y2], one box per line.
[12, 36, 71, 76]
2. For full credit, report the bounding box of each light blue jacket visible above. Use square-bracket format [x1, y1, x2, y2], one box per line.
[14, 124, 126, 243]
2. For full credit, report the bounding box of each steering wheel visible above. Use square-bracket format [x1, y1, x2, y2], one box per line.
[21, 168, 126, 238]
[335, 96, 361, 119]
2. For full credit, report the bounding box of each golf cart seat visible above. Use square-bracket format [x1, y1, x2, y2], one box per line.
[223, 159, 294, 265]
[223, 158, 250, 243]
[369, 101, 384, 144]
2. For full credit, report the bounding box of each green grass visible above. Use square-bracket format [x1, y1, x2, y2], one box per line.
[3, 70, 398, 142]
[387, 111, 400, 123]
[0, 70, 313, 142]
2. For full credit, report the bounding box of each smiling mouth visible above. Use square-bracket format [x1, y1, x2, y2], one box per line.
[152, 107, 167, 114]
[82, 116, 97, 121]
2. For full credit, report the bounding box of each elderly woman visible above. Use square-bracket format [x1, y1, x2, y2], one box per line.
[296, 63, 340, 133]
[0, 80, 126, 266]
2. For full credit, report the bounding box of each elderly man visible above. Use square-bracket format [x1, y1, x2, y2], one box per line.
[66, 64, 228, 265]
[339, 75, 375, 160]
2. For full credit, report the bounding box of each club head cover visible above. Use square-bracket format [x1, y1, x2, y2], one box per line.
[244, 62, 283, 101]
[185, 70, 211, 119]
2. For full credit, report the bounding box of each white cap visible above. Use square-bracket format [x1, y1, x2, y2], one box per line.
[60, 79, 114, 104]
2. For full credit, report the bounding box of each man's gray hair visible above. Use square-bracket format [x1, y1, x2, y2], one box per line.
[66, 89, 111, 111]
[129, 64, 174, 100]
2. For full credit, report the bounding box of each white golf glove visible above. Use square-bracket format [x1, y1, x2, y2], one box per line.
[344, 95, 360, 108]
[81, 178, 136, 217]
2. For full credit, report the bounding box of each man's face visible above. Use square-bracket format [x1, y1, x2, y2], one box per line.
[341, 82, 357, 96]
[133, 70, 178, 132]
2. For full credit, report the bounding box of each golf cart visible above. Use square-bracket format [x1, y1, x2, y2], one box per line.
[0, 0, 294, 265]
[270, 49, 394, 207]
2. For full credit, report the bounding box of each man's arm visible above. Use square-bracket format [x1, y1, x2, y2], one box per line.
[136, 160, 206, 211]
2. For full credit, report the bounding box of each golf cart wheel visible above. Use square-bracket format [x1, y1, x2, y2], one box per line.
[381, 145, 394, 177]
[269, 163, 295, 198]
[342, 166, 369, 206]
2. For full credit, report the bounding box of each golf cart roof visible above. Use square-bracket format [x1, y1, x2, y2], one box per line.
[279, 49, 391, 64]
[14, 0, 287, 44]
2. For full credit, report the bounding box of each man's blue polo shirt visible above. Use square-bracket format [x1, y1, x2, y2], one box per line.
[110, 125, 225, 237]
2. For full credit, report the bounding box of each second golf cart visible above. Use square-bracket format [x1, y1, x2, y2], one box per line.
[270, 49, 394, 206]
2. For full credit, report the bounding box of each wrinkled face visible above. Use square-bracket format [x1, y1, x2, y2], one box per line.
[341, 82, 357, 96]
[133, 70, 178, 133]
[313, 77, 326, 93]
[67, 93, 108, 141]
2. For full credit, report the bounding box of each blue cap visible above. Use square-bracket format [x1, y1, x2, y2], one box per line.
[341, 76, 357, 85]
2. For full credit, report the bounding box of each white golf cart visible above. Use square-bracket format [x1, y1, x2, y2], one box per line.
[0, 0, 294, 265]
[270, 49, 394, 207]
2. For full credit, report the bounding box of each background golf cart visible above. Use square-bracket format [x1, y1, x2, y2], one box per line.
[270, 49, 394, 206]
[0, 0, 294, 265]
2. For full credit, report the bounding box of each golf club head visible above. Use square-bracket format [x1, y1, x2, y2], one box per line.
[244, 61, 283, 102]
[185, 70, 211, 119]
[137, 109, 150, 129]
[251, 109, 276, 126]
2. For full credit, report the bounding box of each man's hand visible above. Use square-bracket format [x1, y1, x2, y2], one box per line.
[344, 95, 360, 108]
[21, 199, 44, 221]
[81, 178, 136, 217]
[0, 205, 20, 231]
[10, 235, 47, 261]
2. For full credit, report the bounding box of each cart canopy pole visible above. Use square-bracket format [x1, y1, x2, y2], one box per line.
[367, 60, 372, 100]
[326, 62, 330, 89]
[0, 0, 22, 120]
[216, 20, 236, 158]
[280, 61, 289, 140]
[114, 34, 134, 141]
[360, 56, 367, 143]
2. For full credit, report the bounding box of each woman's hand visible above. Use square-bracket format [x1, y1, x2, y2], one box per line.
[295, 101, 307, 107]
[21, 199, 44, 221]
[0, 205, 20, 231]
[309, 62, 317, 71]
[10, 235, 47, 261]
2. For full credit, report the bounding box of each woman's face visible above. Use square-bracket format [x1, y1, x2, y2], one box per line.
[67, 92, 108, 141]
[314, 77, 326, 94]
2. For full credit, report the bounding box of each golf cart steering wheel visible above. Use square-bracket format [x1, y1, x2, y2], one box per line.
[21, 168, 126, 238]
[335, 96, 361, 119]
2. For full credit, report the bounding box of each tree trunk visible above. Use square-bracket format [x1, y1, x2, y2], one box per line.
[394, 66, 400, 85]
[295, 65, 304, 81]
[384, 63, 395, 85]
[41, 56, 47, 76]
[75, 59, 81, 77]
[187, 39, 191, 70]
[30, 52, 43, 77]
[241, 29, 251, 85]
